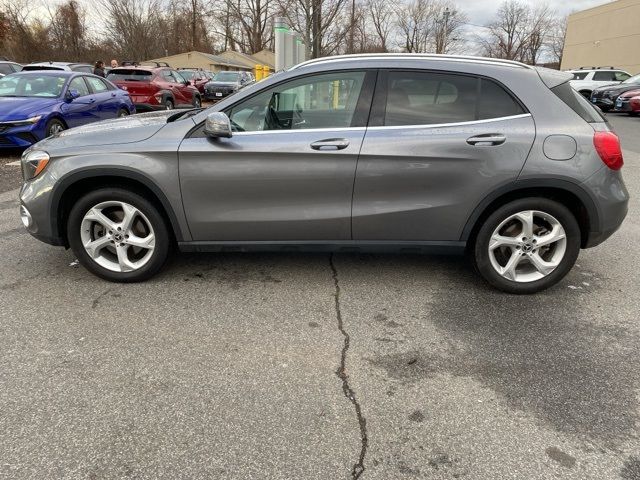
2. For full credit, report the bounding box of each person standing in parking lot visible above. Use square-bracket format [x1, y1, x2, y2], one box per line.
[93, 61, 106, 77]
[111, 59, 119, 69]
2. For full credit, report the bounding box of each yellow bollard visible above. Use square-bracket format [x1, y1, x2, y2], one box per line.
[254, 64, 264, 81]
[263, 66, 270, 78]
[332, 80, 340, 109]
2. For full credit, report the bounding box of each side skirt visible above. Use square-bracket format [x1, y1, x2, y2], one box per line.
[178, 240, 466, 255]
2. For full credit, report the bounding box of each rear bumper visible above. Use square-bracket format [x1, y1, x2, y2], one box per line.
[582, 166, 629, 248]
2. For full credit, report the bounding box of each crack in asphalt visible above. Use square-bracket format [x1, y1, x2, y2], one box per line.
[329, 254, 368, 479]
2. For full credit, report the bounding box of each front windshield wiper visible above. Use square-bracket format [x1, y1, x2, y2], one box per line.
[167, 107, 205, 122]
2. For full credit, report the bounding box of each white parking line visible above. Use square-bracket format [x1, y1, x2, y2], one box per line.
[5, 161, 20, 166]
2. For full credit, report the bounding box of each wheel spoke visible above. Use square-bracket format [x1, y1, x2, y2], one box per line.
[490, 234, 521, 250]
[116, 245, 136, 272]
[85, 208, 117, 231]
[535, 225, 566, 248]
[515, 211, 534, 238]
[528, 252, 560, 276]
[126, 233, 155, 250]
[84, 235, 111, 258]
[499, 251, 523, 281]
[120, 203, 138, 233]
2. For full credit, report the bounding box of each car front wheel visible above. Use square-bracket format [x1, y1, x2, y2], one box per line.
[67, 188, 170, 282]
[472, 198, 581, 294]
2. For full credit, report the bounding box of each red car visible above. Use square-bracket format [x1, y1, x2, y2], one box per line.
[107, 64, 201, 111]
[614, 88, 640, 116]
[177, 68, 211, 95]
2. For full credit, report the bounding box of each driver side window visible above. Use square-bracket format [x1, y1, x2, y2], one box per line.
[226, 71, 366, 132]
[68, 77, 90, 97]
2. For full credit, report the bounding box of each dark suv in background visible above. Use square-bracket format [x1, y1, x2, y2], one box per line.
[18, 54, 628, 293]
[591, 73, 640, 110]
[204, 71, 254, 100]
[107, 63, 201, 111]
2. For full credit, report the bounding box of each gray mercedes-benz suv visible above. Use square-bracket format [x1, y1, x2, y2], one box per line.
[18, 54, 629, 293]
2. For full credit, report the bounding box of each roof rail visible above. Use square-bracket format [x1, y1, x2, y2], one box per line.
[290, 53, 534, 71]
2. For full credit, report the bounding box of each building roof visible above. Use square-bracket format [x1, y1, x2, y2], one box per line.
[146, 51, 250, 70]
[219, 50, 275, 69]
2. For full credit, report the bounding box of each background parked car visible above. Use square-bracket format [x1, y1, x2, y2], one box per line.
[22, 62, 93, 73]
[614, 88, 640, 115]
[177, 68, 210, 95]
[590, 73, 640, 111]
[204, 71, 254, 101]
[0, 61, 23, 77]
[0, 71, 134, 148]
[567, 67, 631, 98]
[107, 65, 201, 111]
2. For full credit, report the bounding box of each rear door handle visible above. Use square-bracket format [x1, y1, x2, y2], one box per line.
[466, 134, 506, 146]
[310, 138, 350, 150]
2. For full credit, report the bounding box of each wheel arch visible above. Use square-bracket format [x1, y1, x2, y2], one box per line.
[461, 179, 600, 249]
[51, 168, 186, 247]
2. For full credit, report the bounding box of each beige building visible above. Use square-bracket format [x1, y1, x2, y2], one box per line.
[561, 0, 640, 75]
[145, 51, 251, 73]
[218, 49, 275, 70]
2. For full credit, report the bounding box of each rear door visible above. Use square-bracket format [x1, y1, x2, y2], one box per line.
[352, 70, 536, 241]
[179, 70, 375, 241]
[85, 76, 118, 119]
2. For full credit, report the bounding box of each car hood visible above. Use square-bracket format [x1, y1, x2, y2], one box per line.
[206, 81, 239, 88]
[619, 88, 640, 99]
[595, 84, 640, 94]
[36, 110, 177, 149]
[0, 97, 60, 121]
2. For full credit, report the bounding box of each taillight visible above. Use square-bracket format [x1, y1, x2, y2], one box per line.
[593, 131, 623, 170]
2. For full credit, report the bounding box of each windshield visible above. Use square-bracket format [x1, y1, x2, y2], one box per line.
[0, 74, 66, 97]
[623, 74, 640, 85]
[107, 69, 153, 82]
[213, 72, 239, 82]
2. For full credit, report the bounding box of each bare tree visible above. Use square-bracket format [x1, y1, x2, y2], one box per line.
[396, 0, 437, 53]
[478, 0, 530, 61]
[46, 1, 88, 61]
[226, 0, 275, 53]
[548, 15, 567, 65]
[523, 4, 554, 65]
[432, 0, 467, 54]
[366, 0, 396, 52]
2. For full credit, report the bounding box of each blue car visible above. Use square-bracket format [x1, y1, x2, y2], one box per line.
[0, 71, 135, 148]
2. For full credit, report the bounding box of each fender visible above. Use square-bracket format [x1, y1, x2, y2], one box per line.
[460, 177, 601, 241]
[49, 166, 186, 243]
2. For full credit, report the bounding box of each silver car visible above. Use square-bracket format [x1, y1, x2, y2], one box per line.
[18, 54, 629, 293]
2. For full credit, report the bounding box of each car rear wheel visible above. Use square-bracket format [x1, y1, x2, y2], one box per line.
[45, 118, 66, 137]
[472, 198, 581, 294]
[193, 95, 202, 108]
[117, 108, 129, 117]
[164, 98, 174, 110]
[67, 188, 170, 282]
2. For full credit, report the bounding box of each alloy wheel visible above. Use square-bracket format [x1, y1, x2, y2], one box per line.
[488, 210, 567, 283]
[80, 201, 156, 273]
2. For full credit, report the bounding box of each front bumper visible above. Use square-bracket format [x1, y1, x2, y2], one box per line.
[19, 173, 65, 246]
[0, 123, 42, 148]
[204, 89, 237, 101]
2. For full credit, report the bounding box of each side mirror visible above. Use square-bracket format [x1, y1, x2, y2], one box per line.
[204, 112, 232, 138]
[66, 89, 80, 101]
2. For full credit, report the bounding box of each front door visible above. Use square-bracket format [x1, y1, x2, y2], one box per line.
[60, 76, 99, 128]
[179, 70, 375, 241]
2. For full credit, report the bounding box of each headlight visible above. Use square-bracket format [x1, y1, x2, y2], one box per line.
[21, 150, 50, 180]
[10, 115, 42, 126]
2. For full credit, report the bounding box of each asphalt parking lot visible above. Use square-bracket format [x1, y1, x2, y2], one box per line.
[1, 115, 639, 479]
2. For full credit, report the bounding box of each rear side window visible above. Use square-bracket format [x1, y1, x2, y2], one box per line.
[107, 69, 152, 82]
[383, 71, 524, 126]
[593, 71, 615, 81]
[86, 76, 109, 93]
[551, 82, 605, 123]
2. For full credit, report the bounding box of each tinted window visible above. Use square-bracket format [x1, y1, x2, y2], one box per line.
[551, 82, 604, 123]
[86, 76, 109, 93]
[107, 69, 153, 81]
[69, 77, 90, 96]
[172, 70, 187, 83]
[72, 65, 92, 73]
[0, 64, 13, 75]
[10, 63, 22, 72]
[227, 71, 366, 132]
[615, 72, 630, 81]
[593, 71, 615, 81]
[384, 71, 477, 126]
[478, 78, 525, 120]
[572, 72, 588, 80]
[214, 71, 240, 82]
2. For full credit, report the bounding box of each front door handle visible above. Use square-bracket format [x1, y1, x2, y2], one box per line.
[310, 138, 350, 151]
[466, 134, 506, 146]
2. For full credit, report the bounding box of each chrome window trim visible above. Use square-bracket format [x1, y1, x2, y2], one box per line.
[366, 113, 533, 131]
[232, 127, 367, 136]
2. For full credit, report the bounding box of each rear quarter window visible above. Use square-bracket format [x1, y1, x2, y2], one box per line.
[551, 82, 605, 123]
[107, 69, 153, 82]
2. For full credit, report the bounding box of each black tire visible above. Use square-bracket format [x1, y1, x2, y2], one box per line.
[629, 112, 638, 117]
[45, 118, 66, 137]
[164, 98, 174, 110]
[472, 198, 581, 294]
[192, 95, 202, 108]
[67, 188, 170, 282]
[117, 107, 129, 117]
[579, 90, 591, 99]
[600, 106, 610, 112]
